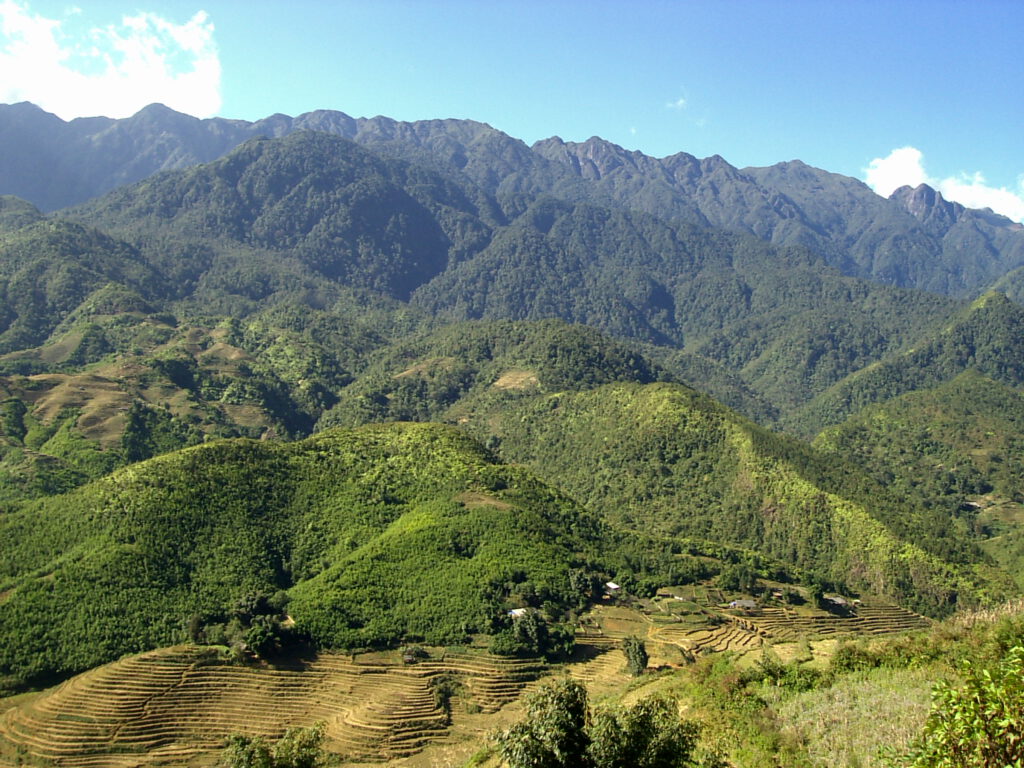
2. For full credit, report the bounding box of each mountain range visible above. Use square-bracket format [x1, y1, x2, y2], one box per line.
[3, 100, 1023, 297]
[3, 100, 1024, 718]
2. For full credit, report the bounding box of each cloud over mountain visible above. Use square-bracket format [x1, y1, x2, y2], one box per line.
[865, 145, 1024, 224]
[0, 0, 221, 119]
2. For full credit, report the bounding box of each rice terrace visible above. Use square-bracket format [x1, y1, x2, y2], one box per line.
[0, 589, 932, 767]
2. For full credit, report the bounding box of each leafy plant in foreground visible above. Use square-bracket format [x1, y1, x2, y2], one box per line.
[495, 678, 701, 768]
[899, 645, 1024, 767]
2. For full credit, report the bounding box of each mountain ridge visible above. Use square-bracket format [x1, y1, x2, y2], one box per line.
[4, 101, 1024, 298]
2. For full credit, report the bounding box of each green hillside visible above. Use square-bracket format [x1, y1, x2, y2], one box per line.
[4, 108, 1024, 767]
[58, 132, 969, 424]
[815, 370, 1024, 586]
[454, 381, 1008, 615]
[0, 422, 690, 694]
[317, 318, 664, 429]
[815, 370, 1024, 507]
[0, 218, 165, 354]
[791, 292, 1024, 434]
[308, 324, 1017, 615]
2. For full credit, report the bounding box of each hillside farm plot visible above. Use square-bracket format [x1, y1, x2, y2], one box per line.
[0, 646, 550, 767]
[583, 595, 931, 661]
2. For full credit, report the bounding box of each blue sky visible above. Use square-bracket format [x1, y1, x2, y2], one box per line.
[3, 0, 1023, 220]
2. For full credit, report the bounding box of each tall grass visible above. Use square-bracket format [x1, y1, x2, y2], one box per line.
[772, 667, 936, 767]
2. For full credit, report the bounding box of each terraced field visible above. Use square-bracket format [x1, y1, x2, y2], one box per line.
[638, 600, 931, 658]
[740, 603, 931, 641]
[650, 619, 765, 656]
[0, 601, 933, 766]
[0, 646, 548, 767]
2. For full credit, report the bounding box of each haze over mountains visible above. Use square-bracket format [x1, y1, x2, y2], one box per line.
[3, 99, 1024, 734]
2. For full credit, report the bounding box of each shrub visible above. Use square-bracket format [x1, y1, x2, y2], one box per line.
[496, 679, 701, 768]
[900, 645, 1024, 767]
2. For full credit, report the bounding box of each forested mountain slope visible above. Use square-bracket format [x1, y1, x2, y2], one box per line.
[791, 292, 1024, 433]
[446, 380, 1006, 616]
[4, 101, 1024, 297]
[311, 330, 1011, 616]
[0, 107, 1020, 588]
[814, 370, 1024, 587]
[55, 131, 967, 428]
[5, 127, 1024, 446]
[816, 370, 1024, 506]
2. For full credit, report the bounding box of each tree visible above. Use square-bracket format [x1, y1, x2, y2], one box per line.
[496, 679, 701, 768]
[221, 722, 330, 768]
[222, 735, 274, 768]
[623, 636, 649, 677]
[490, 609, 576, 660]
[588, 696, 700, 768]
[271, 723, 329, 768]
[902, 645, 1024, 767]
[496, 678, 592, 768]
[715, 562, 756, 593]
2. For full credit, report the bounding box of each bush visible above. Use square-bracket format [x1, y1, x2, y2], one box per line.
[221, 721, 330, 768]
[900, 645, 1024, 767]
[496, 678, 701, 768]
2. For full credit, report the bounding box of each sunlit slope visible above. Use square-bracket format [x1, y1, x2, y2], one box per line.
[466, 381, 1011, 615]
[791, 292, 1024, 433]
[815, 370, 1024, 586]
[0, 423, 611, 693]
[0, 644, 551, 767]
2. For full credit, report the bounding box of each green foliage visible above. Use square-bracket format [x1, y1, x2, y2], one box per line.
[221, 722, 331, 768]
[750, 646, 821, 693]
[497, 678, 591, 768]
[192, 591, 299, 658]
[0, 220, 164, 353]
[815, 370, 1024, 512]
[0, 195, 44, 231]
[36, 409, 120, 479]
[121, 401, 204, 463]
[74, 132, 492, 302]
[475, 380, 999, 615]
[716, 562, 757, 593]
[623, 636, 649, 677]
[489, 609, 576, 661]
[900, 646, 1024, 768]
[317, 318, 664, 431]
[49, 127, 974, 434]
[795, 292, 1024, 433]
[588, 695, 701, 768]
[0, 404, 91, 503]
[0, 397, 27, 442]
[429, 673, 462, 722]
[496, 678, 700, 768]
[0, 423, 627, 692]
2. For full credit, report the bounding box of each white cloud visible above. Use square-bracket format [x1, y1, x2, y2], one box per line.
[0, 0, 221, 119]
[939, 172, 1024, 225]
[864, 146, 1024, 224]
[665, 97, 687, 110]
[863, 147, 929, 197]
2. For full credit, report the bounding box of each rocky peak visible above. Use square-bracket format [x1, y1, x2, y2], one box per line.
[531, 136, 645, 180]
[890, 183, 963, 227]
